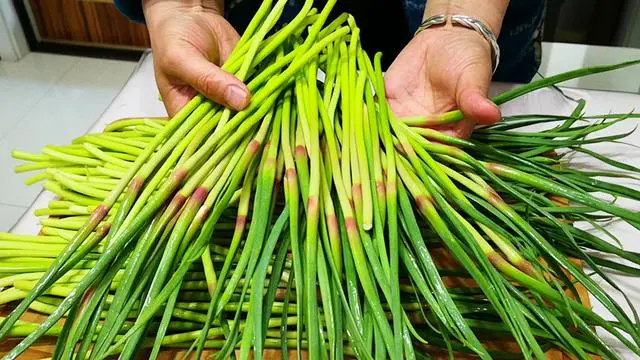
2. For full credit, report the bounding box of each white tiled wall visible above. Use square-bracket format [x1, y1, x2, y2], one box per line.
[0, 52, 137, 230]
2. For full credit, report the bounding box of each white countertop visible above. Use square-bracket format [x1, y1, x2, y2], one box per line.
[11, 51, 640, 357]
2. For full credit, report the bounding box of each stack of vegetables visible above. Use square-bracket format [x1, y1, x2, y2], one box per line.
[1, 0, 640, 359]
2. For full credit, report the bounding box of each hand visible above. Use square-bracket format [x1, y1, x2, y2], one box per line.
[384, 25, 501, 138]
[143, 0, 250, 116]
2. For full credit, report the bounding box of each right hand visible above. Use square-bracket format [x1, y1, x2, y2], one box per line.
[143, 0, 251, 116]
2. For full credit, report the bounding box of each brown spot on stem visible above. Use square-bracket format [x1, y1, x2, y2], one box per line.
[274, 288, 288, 301]
[207, 282, 216, 296]
[376, 181, 386, 196]
[195, 206, 210, 225]
[487, 251, 508, 269]
[327, 215, 339, 235]
[295, 145, 307, 157]
[286, 173, 298, 192]
[192, 187, 209, 203]
[307, 196, 319, 215]
[415, 195, 432, 211]
[286, 169, 298, 189]
[172, 168, 189, 184]
[273, 180, 281, 196]
[485, 163, 503, 173]
[130, 176, 144, 193]
[247, 139, 261, 155]
[79, 286, 96, 312]
[517, 260, 539, 278]
[235, 215, 247, 232]
[96, 223, 111, 237]
[345, 217, 358, 236]
[76, 284, 99, 319]
[168, 194, 187, 213]
[548, 195, 569, 207]
[90, 204, 109, 225]
[486, 187, 504, 207]
[352, 184, 362, 199]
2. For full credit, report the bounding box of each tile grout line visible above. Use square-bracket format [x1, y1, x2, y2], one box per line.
[8, 207, 30, 233]
[0, 202, 29, 233]
[0, 202, 28, 208]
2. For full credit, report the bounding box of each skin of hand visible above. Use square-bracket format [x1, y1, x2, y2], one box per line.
[385, 0, 508, 138]
[143, 0, 250, 116]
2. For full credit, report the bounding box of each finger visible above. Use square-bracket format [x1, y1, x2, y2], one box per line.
[165, 49, 250, 111]
[156, 74, 198, 117]
[456, 64, 501, 125]
[214, 22, 241, 64]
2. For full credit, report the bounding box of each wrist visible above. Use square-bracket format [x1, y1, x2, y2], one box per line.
[143, 0, 224, 22]
[415, 24, 486, 45]
[413, 25, 490, 60]
[143, 0, 225, 38]
[424, 0, 508, 35]
[143, 0, 223, 13]
[413, 20, 497, 74]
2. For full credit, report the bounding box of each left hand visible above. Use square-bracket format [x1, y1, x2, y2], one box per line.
[384, 25, 502, 138]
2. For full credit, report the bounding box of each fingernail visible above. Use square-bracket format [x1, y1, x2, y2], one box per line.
[224, 85, 249, 110]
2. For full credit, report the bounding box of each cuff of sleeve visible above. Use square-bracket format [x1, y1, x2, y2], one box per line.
[114, 0, 146, 24]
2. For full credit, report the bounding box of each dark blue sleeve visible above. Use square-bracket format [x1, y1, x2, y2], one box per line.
[113, 0, 146, 24]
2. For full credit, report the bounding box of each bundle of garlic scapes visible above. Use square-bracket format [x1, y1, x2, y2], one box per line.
[2, 1, 640, 359]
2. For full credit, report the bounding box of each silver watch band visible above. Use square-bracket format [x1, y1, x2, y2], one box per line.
[415, 14, 500, 74]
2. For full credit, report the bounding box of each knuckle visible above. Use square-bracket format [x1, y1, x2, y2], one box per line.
[194, 72, 223, 99]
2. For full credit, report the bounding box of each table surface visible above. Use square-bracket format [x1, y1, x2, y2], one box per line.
[10, 52, 640, 359]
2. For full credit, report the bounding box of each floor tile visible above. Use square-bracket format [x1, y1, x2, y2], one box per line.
[57, 56, 137, 94]
[0, 203, 27, 232]
[0, 55, 136, 207]
[0, 53, 79, 137]
[0, 140, 46, 209]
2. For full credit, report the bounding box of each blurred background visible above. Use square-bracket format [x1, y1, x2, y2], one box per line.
[3, 0, 640, 91]
[0, 0, 640, 232]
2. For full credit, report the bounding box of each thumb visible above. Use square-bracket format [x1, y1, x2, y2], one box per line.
[168, 49, 251, 111]
[455, 64, 501, 125]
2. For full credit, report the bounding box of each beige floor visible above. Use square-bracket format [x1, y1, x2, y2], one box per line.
[0, 52, 138, 231]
